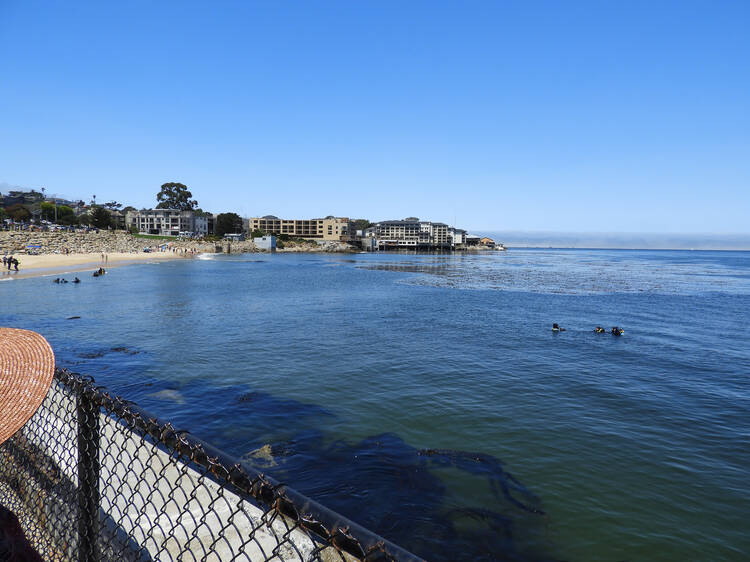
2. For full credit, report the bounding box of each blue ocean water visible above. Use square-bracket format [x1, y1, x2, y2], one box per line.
[2, 249, 749, 560]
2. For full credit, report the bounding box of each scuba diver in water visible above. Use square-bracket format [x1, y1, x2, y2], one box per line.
[552, 323, 566, 332]
[611, 326, 624, 336]
[594, 326, 606, 333]
[73, 277, 80, 284]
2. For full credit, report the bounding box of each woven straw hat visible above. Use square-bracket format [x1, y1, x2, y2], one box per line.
[0, 328, 55, 445]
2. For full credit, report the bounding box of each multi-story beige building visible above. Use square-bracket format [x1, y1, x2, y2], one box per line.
[249, 216, 350, 241]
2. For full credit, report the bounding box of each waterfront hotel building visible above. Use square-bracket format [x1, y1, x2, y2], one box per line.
[249, 216, 350, 241]
[366, 219, 467, 250]
[126, 209, 213, 237]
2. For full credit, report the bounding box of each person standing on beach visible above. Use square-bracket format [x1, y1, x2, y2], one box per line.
[7, 256, 12, 270]
[12, 258, 18, 272]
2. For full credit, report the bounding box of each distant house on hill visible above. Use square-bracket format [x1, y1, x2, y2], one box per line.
[1, 190, 44, 207]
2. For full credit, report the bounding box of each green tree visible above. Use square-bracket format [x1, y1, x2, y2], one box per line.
[40, 202, 77, 224]
[40, 202, 56, 221]
[352, 219, 371, 231]
[0, 208, 6, 222]
[156, 182, 198, 210]
[57, 205, 77, 225]
[215, 212, 243, 237]
[251, 228, 266, 239]
[78, 214, 91, 226]
[6, 204, 30, 222]
[122, 206, 136, 213]
[90, 206, 112, 229]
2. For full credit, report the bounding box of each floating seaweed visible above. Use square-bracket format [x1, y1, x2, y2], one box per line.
[236, 431, 552, 561]
[70, 377, 555, 561]
[110, 346, 140, 355]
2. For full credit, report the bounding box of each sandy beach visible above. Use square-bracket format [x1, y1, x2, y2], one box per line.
[0, 252, 190, 280]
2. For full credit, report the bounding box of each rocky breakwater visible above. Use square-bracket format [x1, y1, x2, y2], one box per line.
[275, 239, 355, 253]
[214, 239, 259, 254]
[0, 231, 147, 254]
[0, 231, 357, 256]
[0, 231, 223, 255]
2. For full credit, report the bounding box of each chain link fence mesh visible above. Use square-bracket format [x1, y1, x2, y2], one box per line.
[0, 368, 422, 562]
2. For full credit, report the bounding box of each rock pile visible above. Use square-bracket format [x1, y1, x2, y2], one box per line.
[274, 239, 354, 253]
[0, 231, 148, 254]
[0, 231, 355, 255]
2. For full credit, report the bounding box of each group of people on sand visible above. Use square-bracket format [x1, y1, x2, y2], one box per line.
[553, 323, 625, 336]
[2, 255, 19, 271]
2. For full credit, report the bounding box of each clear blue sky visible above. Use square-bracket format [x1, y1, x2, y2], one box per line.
[1, 1, 748, 233]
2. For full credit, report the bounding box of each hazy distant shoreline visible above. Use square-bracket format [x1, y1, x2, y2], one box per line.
[475, 231, 750, 251]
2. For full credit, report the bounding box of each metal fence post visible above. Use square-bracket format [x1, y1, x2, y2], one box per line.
[77, 387, 100, 562]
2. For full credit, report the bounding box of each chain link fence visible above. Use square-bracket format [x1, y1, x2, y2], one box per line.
[0, 368, 422, 562]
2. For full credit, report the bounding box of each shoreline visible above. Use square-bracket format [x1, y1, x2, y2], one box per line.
[0, 252, 190, 280]
[1, 246, 504, 281]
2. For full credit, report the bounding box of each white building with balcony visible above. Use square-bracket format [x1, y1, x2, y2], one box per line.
[126, 209, 213, 237]
[367, 218, 467, 250]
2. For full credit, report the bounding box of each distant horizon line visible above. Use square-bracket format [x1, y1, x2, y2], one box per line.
[471, 229, 750, 237]
[500, 245, 750, 251]
[471, 230, 750, 251]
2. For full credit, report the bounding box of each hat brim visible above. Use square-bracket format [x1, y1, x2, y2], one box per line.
[0, 328, 55, 445]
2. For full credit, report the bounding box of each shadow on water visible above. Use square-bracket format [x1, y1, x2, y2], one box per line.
[75, 345, 142, 359]
[269, 435, 553, 561]
[131, 380, 555, 562]
[55, 336, 555, 562]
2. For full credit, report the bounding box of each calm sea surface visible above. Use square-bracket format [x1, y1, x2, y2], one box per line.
[3, 249, 749, 560]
